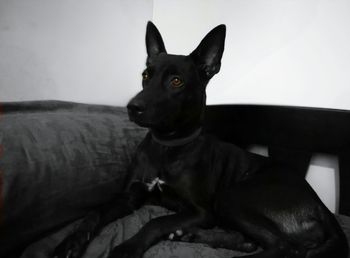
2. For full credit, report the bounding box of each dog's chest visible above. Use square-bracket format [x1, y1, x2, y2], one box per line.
[138, 157, 187, 189]
[134, 143, 199, 191]
[131, 134, 225, 203]
[131, 149, 197, 211]
[145, 176, 165, 192]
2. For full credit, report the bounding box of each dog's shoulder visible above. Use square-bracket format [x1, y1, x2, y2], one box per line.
[201, 133, 268, 185]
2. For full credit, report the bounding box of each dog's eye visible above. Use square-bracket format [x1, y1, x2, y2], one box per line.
[142, 70, 150, 81]
[171, 77, 184, 88]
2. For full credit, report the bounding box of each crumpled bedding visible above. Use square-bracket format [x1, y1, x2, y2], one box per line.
[21, 205, 252, 258]
[20, 205, 350, 258]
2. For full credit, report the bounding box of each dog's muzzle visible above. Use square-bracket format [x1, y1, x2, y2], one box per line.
[127, 99, 146, 122]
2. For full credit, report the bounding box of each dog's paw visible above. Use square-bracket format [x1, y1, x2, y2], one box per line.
[237, 241, 258, 253]
[165, 228, 201, 243]
[165, 228, 200, 243]
[167, 229, 184, 241]
[52, 213, 99, 258]
[109, 243, 143, 258]
[51, 230, 92, 258]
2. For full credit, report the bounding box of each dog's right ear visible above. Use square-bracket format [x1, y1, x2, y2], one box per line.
[146, 21, 166, 58]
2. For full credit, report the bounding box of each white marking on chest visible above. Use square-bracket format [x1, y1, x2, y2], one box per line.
[146, 177, 166, 192]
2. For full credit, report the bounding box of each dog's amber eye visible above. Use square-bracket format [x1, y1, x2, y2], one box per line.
[142, 70, 149, 80]
[171, 77, 184, 88]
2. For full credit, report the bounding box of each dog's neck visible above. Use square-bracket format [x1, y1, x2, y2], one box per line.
[150, 127, 202, 147]
[150, 104, 205, 147]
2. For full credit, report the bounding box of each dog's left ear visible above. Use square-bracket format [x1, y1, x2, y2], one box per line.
[190, 24, 226, 79]
[146, 21, 167, 57]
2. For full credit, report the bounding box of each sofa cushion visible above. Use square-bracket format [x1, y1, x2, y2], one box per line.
[0, 101, 147, 257]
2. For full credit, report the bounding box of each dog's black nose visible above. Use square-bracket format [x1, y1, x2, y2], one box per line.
[127, 100, 146, 116]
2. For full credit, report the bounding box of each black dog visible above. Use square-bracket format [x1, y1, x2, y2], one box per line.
[53, 22, 348, 258]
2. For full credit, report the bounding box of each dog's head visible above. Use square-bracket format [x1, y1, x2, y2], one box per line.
[128, 22, 226, 136]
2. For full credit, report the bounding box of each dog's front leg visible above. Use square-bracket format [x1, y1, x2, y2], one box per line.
[52, 182, 149, 258]
[109, 208, 210, 258]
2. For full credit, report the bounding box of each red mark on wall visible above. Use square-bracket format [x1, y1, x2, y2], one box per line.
[0, 102, 3, 226]
[0, 171, 2, 226]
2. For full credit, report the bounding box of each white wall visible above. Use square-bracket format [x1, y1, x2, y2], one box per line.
[153, 0, 350, 110]
[0, 0, 152, 105]
[2, 1, 349, 108]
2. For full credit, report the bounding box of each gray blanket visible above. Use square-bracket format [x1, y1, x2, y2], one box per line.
[22, 205, 251, 258]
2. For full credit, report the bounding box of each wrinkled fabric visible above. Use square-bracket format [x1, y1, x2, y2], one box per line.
[21, 205, 254, 258]
[21, 205, 350, 258]
[0, 101, 147, 257]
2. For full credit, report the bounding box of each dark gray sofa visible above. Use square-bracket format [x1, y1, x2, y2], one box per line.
[0, 101, 349, 258]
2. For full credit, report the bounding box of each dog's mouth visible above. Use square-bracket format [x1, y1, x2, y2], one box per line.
[127, 109, 155, 128]
[128, 109, 176, 131]
[130, 118, 154, 128]
[127, 101, 149, 127]
[127, 100, 179, 130]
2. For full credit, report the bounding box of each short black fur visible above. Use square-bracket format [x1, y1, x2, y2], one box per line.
[52, 22, 348, 258]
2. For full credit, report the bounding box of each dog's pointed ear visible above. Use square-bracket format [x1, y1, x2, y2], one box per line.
[146, 21, 166, 57]
[190, 24, 226, 79]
